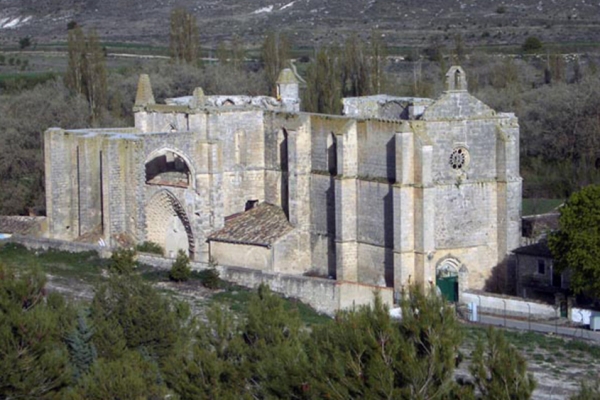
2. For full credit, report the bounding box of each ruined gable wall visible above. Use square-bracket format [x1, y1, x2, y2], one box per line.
[207, 109, 266, 216]
[140, 132, 221, 262]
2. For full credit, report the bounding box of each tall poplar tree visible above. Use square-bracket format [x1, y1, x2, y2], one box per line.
[65, 27, 107, 124]
[261, 32, 290, 95]
[303, 46, 342, 114]
[169, 7, 199, 65]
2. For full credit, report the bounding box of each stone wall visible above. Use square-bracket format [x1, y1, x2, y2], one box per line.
[6, 234, 109, 256]
[211, 242, 272, 271]
[461, 290, 557, 319]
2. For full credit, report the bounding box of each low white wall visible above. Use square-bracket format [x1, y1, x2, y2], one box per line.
[461, 291, 557, 319]
[571, 308, 596, 325]
[219, 265, 339, 315]
[6, 235, 110, 257]
[338, 281, 394, 310]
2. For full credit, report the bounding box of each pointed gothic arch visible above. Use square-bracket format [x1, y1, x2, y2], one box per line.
[145, 190, 195, 259]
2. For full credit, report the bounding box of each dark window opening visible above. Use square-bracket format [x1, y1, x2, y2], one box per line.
[245, 199, 259, 211]
[537, 259, 545, 274]
[327, 133, 337, 176]
[145, 151, 191, 188]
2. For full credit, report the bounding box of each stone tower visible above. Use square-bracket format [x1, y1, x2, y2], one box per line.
[276, 68, 300, 112]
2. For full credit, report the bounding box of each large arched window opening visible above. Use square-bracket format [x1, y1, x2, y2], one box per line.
[145, 149, 193, 188]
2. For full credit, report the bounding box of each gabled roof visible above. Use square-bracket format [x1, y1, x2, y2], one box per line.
[207, 203, 293, 247]
[421, 91, 496, 121]
[513, 241, 553, 258]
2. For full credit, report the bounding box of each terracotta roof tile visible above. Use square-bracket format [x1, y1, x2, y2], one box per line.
[207, 203, 293, 247]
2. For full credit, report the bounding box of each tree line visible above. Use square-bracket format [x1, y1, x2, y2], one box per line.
[0, 245, 543, 399]
[2, 7, 600, 216]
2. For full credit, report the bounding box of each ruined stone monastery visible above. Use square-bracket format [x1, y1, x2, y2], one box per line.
[44, 66, 521, 305]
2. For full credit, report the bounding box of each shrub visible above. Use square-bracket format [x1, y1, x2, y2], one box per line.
[522, 36, 543, 52]
[496, 5, 507, 14]
[198, 267, 220, 289]
[169, 250, 191, 282]
[108, 248, 136, 275]
[19, 37, 31, 50]
[135, 241, 164, 256]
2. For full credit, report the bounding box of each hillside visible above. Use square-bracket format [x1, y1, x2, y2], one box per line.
[2, 0, 600, 51]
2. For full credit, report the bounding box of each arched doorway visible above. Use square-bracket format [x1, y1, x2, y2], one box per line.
[145, 190, 195, 258]
[436, 258, 460, 302]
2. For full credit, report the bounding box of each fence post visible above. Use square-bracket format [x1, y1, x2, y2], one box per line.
[527, 303, 531, 332]
[503, 299, 507, 327]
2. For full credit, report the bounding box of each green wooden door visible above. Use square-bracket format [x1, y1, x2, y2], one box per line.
[437, 276, 458, 303]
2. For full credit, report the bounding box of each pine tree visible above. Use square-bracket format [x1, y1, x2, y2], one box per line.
[470, 327, 536, 400]
[306, 287, 465, 399]
[0, 265, 74, 398]
[72, 350, 172, 399]
[170, 249, 191, 282]
[90, 275, 190, 363]
[66, 309, 97, 381]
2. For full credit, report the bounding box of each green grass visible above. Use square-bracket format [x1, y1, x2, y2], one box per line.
[0, 71, 60, 91]
[211, 284, 331, 326]
[0, 242, 105, 282]
[522, 198, 563, 216]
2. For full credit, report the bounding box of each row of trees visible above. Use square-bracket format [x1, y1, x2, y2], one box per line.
[303, 34, 389, 114]
[0, 249, 541, 399]
[3, 8, 600, 215]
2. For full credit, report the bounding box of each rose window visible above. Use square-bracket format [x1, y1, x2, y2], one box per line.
[449, 148, 469, 170]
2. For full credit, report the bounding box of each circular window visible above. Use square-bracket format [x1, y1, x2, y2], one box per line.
[449, 147, 469, 170]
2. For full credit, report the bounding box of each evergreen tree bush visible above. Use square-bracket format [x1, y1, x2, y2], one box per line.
[107, 248, 136, 275]
[170, 249, 192, 282]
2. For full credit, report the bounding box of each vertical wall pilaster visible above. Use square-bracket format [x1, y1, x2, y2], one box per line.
[284, 116, 312, 267]
[393, 130, 415, 290]
[336, 121, 359, 282]
[414, 144, 435, 287]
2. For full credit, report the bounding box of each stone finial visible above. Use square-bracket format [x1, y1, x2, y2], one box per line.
[276, 68, 299, 85]
[190, 87, 205, 108]
[445, 66, 468, 92]
[134, 74, 155, 107]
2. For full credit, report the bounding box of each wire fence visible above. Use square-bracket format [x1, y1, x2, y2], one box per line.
[457, 303, 600, 342]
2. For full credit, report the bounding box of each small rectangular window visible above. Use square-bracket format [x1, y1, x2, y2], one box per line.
[537, 259, 546, 275]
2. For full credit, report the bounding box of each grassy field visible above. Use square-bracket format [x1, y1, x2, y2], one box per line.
[0, 242, 329, 326]
[522, 198, 564, 216]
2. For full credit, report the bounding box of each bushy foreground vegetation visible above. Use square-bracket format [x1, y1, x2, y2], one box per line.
[0, 253, 536, 399]
[0, 243, 599, 399]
